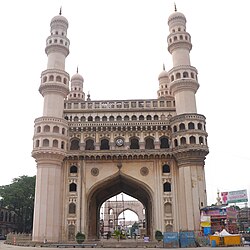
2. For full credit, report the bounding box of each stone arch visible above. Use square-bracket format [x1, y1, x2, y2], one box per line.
[87, 173, 153, 239]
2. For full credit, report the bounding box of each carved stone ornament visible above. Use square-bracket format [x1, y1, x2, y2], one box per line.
[91, 168, 99, 176]
[140, 167, 149, 176]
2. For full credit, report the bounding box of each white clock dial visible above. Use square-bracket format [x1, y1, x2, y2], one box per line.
[116, 138, 124, 147]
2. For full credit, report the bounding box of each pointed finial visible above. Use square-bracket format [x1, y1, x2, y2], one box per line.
[174, 2, 177, 12]
[77, 66, 79, 74]
[59, 6, 62, 15]
[163, 64, 165, 71]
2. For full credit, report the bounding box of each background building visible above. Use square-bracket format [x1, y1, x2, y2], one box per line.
[32, 8, 209, 242]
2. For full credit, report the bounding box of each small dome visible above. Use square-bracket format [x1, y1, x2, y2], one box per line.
[168, 11, 186, 24]
[158, 70, 169, 80]
[51, 15, 69, 28]
[71, 73, 84, 82]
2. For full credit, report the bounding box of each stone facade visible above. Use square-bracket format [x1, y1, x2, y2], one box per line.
[32, 9, 209, 242]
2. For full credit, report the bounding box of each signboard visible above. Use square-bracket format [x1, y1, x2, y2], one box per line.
[221, 189, 248, 204]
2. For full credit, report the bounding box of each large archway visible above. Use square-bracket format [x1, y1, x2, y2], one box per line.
[87, 172, 153, 239]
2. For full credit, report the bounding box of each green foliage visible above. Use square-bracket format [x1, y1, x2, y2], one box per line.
[155, 230, 163, 242]
[113, 229, 121, 241]
[0, 175, 36, 233]
[75, 232, 85, 243]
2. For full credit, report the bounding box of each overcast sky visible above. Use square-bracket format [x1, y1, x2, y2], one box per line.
[0, 0, 249, 206]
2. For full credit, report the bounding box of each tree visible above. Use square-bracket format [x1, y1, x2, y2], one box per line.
[0, 175, 36, 233]
[155, 230, 163, 242]
[75, 232, 85, 244]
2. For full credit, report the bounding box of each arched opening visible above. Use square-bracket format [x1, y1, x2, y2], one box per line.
[130, 138, 139, 149]
[69, 183, 77, 192]
[162, 164, 170, 173]
[100, 139, 110, 150]
[145, 137, 154, 149]
[70, 138, 80, 150]
[85, 139, 95, 150]
[87, 173, 153, 240]
[160, 137, 169, 148]
[70, 165, 78, 174]
[69, 203, 76, 214]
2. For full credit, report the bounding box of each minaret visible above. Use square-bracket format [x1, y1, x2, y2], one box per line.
[32, 11, 70, 242]
[168, 9, 199, 114]
[157, 64, 173, 99]
[167, 8, 209, 233]
[68, 68, 85, 101]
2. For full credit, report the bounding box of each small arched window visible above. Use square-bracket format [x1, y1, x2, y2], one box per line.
[53, 126, 59, 133]
[49, 75, 54, 81]
[180, 137, 186, 145]
[198, 123, 203, 130]
[174, 139, 178, 147]
[160, 137, 169, 149]
[80, 116, 86, 122]
[102, 116, 107, 121]
[74, 116, 78, 122]
[154, 115, 159, 120]
[132, 115, 137, 121]
[42, 139, 49, 147]
[52, 139, 58, 147]
[37, 126, 41, 133]
[162, 164, 170, 173]
[173, 125, 177, 132]
[183, 72, 189, 78]
[43, 76, 47, 83]
[69, 183, 77, 192]
[69, 203, 76, 214]
[88, 116, 93, 121]
[199, 136, 204, 144]
[179, 123, 185, 130]
[70, 165, 78, 174]
[35, 140, 40, 147]
[124, 115, 129, 121]
[190, 136, 196, 144]
[171, 75, 174, 81]
[163, 182, 171, 192]
[190, 72, 195, 79]
[63, 78, 67, 84]
[109, 116, 114, 121]
[44, 125, 50, 132]
[56, 76, 62, 82]
[117, 115, 122, 121]
[146, 115, 152, 120]
[139, 115, 144, 120]
[95, 116, 100, 122]
[176, 73, 181, 79]
[188, 122, 195, 130]
[62, 128, 65, 135]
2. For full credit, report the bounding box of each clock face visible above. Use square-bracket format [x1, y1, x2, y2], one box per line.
[116, 138, 124, 147]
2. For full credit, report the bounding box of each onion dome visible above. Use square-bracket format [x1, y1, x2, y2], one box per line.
[158, 70, 169, 80]
[168, 11, 186, 24]
[158, 64, 169, 80]
[50, 8, 69, 29]
[71, 72, 84, 82]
